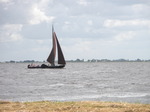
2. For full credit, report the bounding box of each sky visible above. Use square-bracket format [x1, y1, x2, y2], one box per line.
[0, 0, 150, 61]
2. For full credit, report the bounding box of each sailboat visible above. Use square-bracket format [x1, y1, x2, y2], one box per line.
[28, 26, 66, 69]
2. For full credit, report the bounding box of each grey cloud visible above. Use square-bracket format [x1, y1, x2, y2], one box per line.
[21, 23, 51, 39]
[0, 0, 150, 61]
[1, 0, 150, 40]
[0, 1, 30, 25]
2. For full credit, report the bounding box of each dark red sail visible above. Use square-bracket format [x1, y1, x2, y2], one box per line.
[47, 31, 56, 65]
[47, 25, 66, 66]
[54, 32, 66, 65]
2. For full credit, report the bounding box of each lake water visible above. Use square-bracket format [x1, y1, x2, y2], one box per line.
[0, 62, 150, 104]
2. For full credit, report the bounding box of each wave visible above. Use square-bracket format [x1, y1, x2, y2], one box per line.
[52, 92, 149, 101]
[104, 92, 148, 98]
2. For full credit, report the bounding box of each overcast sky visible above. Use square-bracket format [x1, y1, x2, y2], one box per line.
[0, 0, 150, 61]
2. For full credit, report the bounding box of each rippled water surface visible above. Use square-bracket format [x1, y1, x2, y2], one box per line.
[0, 62, 150, 103]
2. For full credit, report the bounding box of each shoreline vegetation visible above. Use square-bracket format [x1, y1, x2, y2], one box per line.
[1, 58, 150, 63]
[0, 101, 150, 112]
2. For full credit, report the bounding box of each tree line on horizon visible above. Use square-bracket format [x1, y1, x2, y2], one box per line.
[1, 58, 150, 63]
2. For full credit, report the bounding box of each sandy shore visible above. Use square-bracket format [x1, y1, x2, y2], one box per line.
[0, 101, 150, 112]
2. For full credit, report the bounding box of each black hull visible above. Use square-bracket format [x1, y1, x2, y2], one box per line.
[28, 65, 65, 69]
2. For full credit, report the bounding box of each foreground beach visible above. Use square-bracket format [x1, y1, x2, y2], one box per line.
[0, 101, 150, 112]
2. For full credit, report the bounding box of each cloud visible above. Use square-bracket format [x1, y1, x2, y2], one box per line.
[63, 38, 92, 59]
[3, 24, 22, 31]
[87, 20, 93, 26]
[77, 0, 88, 6]
[0, 0, 150, 61]
[104, 19, 150, 28]
[0, 0, 55, 25]
[36, 39, 45, 44]
[0, 1, 29, 24]
[28, 2, 55, 25]
[132, 3, 150, 14]
[114, 31, 136, 41]
[0, 0, 11, 3]
[0, 24, 23, 42]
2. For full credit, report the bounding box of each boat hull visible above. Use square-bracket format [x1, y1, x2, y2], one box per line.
[27, 65, 65, 69]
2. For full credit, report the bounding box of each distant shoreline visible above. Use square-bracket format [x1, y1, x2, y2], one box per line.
[1, 58, 150, 63]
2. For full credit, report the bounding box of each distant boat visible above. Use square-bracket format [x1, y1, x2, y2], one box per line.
[28, 25, 66, 69]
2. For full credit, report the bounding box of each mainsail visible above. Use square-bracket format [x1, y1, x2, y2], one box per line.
[47, 26, 66, 65]
[55, 33, 66, 65]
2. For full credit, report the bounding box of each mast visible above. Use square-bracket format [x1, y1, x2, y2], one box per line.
[47, 25, 56, 65]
